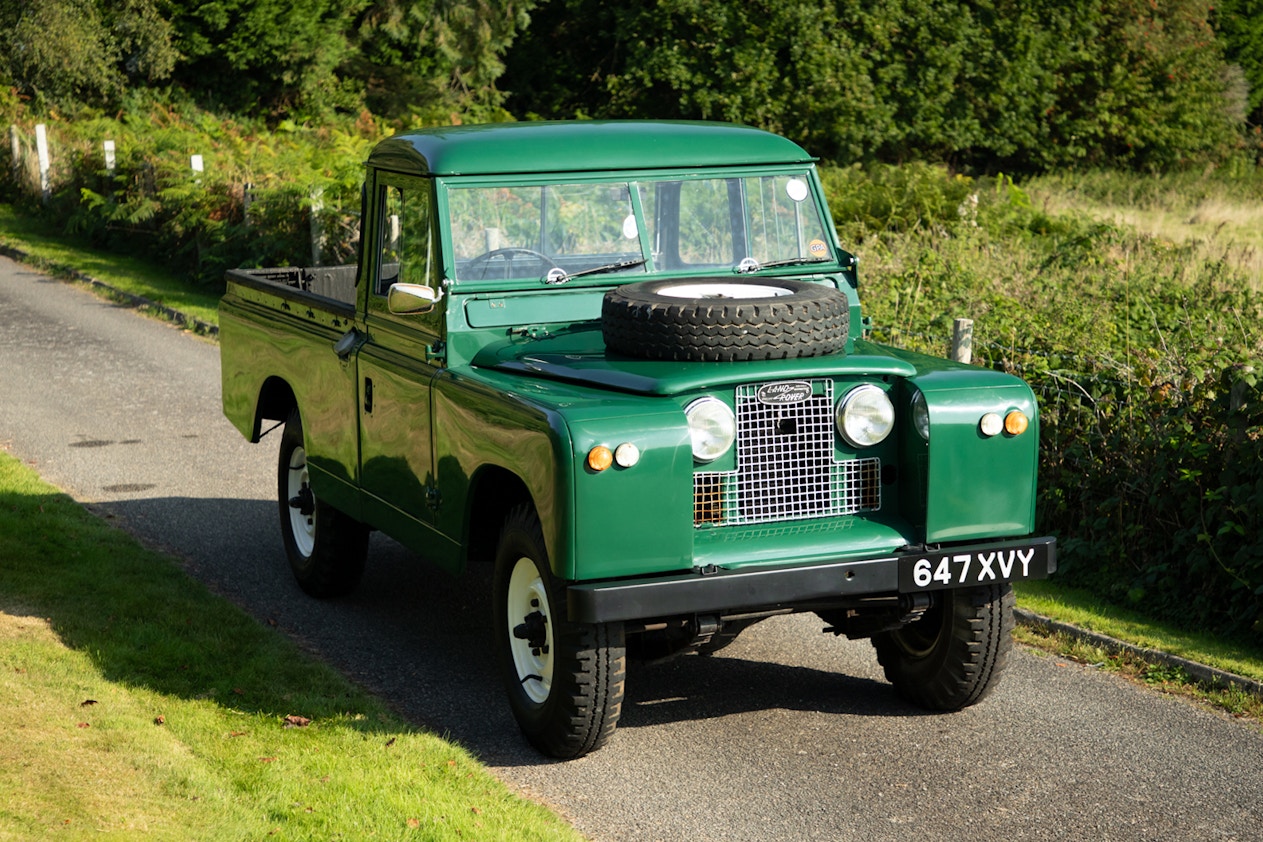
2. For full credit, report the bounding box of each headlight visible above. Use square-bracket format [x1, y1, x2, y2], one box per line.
[685, 397, 735, 462]
[836, 384, 895, 447]
[910, 389, 930, 441]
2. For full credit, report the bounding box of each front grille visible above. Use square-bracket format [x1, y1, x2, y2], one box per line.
[694, 381, 881, 527]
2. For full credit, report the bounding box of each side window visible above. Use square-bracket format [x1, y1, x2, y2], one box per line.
[376, 182, 433, 296]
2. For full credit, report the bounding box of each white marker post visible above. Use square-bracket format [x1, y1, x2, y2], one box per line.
[309, 187, 325, 267]
[34, 123, 50, 204]
[103, 140, 116, 175]
[8, 126, 19, 183]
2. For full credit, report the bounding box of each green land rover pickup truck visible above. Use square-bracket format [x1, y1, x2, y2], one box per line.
[220, 120, 1055, 758]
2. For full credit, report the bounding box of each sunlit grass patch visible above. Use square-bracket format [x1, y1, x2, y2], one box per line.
[0, 451, 584, 841]
[1014, 579, 1263, 683]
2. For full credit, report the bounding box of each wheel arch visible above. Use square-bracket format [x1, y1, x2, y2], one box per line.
[250, 376, 298, 442]
[464, 465, 535, 568]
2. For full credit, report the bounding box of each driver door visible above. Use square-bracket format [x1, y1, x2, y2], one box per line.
[357, 174, 444, 532]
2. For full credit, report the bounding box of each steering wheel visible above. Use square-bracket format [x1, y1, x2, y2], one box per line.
[465, 247, 558, 279]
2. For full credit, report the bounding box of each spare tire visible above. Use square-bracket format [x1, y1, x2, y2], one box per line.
[601, 278, 849, 362]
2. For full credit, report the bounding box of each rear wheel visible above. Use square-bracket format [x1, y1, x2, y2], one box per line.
[277, 409, 369, 598]
[493, 504, 625, 758]
[872, 583, 1014, 710]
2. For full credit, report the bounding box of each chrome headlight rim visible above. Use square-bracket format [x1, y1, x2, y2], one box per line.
[684, 396, 736, 463]
[835, 384, 895, 448]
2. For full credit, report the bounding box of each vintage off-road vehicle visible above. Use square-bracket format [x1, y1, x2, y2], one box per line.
[220, 121, 1055, 758]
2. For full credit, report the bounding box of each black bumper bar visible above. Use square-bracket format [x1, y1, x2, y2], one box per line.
[567, 536, 1056, 624]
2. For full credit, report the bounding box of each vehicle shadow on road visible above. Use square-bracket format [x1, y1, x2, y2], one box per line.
[621, 652, 932, 728]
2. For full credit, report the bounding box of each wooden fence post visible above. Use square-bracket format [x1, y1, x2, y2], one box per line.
[242, 181, 255, 228]
[952, 318, 974, 364]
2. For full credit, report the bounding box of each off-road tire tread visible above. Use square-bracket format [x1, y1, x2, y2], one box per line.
[494, 504, 626, 758]
[872, 583, 1015, 710]
[277, 409, 369, 598]
[601, 278, 849, 362]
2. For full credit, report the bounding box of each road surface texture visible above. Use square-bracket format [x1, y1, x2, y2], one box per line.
[3, 254, 1261, 841]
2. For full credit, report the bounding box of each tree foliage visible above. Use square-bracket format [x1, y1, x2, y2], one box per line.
[163, 0, 366, 117]
[0, 0, 535, 123]
[0, 0, 1254, 164]
[0, 0, 177, 107]
[1214, 0, 1263, 122]
[346, 0, 537, 122]
[504, 0, 1246, 172]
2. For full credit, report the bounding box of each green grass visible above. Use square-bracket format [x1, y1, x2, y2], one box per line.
[0, 203, 221, 329]
[1015, 580, 1263, 683]
[1025, 168, 1263, 291]
[0, 451, 584, 841]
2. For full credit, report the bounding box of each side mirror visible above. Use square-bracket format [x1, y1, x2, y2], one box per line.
[387, 282, 441, 315]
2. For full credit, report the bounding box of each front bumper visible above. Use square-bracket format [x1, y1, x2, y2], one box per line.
[567, 536, 1056, 624]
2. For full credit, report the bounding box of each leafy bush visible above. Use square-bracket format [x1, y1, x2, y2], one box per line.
[820, 163, 979, 239]
[2, 98, 378, 284]
[822, 166, 1263, 638]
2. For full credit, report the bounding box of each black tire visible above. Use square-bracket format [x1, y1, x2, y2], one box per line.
[601, 277, 849, 362]
[871, 583, 1015, 710]
[277, 409, 369, 598]
[493, 504, 626, 758]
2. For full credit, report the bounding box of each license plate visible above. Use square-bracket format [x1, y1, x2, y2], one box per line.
[897, 539, 1054, 592]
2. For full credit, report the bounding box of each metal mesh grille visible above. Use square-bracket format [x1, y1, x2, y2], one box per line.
[694, 381, 881, 527]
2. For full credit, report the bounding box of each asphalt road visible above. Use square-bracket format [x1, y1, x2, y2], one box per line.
[3, 254, 1262, 841]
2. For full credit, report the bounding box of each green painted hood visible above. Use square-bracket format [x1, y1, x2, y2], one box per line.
[471, 329, 917, 396]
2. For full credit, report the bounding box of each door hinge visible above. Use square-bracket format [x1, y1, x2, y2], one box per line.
[333, 327, 367, 361]
[425, 485, 442, 512]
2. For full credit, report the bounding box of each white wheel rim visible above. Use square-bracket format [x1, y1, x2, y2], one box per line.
[506, 556, 553, 705]
[286, 444, 316, 558]
[657, 282, 793, 300]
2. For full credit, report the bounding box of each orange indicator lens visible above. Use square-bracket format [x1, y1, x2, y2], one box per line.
[587, 446, 614, 472]
[1004, 411, 1029, 436]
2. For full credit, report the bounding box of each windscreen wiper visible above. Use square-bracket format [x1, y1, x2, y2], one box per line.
[544, 258, 647, 285]
[734, 256, 831, 274]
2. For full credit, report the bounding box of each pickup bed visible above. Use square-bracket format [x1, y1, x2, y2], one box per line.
[220, 121, 1055, 758]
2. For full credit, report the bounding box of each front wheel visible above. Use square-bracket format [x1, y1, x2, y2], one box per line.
[872, 583, 1015, 710]
[277, 409, 369, 598]
[492, 505, 625, 758]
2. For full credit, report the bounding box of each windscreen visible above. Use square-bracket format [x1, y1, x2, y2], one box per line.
[445, 173, 834, 282]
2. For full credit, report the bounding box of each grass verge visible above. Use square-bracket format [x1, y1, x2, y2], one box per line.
[0, 450, 582, 841]
[0, 203, 221, 330]
[1015, 580, 1263, 682]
